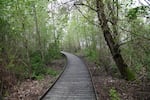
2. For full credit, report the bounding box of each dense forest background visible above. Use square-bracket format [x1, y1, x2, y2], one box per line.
[0, 0, 150, 99]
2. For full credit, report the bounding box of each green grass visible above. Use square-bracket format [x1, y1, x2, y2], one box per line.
[46, 68, 58, 76]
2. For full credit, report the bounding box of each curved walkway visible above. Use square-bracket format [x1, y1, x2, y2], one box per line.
[42, 52, 96, 100]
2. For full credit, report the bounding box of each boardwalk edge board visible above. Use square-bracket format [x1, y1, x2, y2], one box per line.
[38, 52, 67, 100]
[86, 62, 99, 100]
[78, 55, 99, 100]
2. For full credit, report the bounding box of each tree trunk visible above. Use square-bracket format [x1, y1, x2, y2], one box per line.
[33, 4, 44, 61]
[96, 0, 135, 80]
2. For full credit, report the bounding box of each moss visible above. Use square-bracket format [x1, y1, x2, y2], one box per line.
[125, 67, 136, 81]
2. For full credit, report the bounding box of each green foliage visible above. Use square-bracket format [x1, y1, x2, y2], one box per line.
[30, 50, 46, 77]
[127, 6, 149, 20]
[48, 43, 61, 59]
[0, 0, 63, 83]
[125, 67, 135, 81]
[0, 0, 64, 97]
[30, 50, 60, 79]
[46, 68, 58, 76]
[127, 7, 138, 20]
[121, 18, 150, 80]
[144, 50, 150, 79]
[109, 87, 120, 100]
[0, 0, 150, 98]
[45, 43, 61, 64]
[32, 72, 44, 80]
[84, 48, 99, 62]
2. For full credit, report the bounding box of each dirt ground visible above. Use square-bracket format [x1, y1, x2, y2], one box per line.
[83, 57, 150, 100]
[2, 55, 150, 100]
[4, 58, 65, 100]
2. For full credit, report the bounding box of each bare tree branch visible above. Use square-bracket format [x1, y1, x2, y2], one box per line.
[138, 0, 150, 8]
[118, 39, 133, 47]
[144, 0, 150, 5]
[120, 26, 150, 41]
[74, 5, 99, 27]
[74, 3, 97, 12]
[138, 0, 145, 5]
[62, 0, 75, 4]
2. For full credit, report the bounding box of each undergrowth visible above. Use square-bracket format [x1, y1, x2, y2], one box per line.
[109, 87, 120, 100]
[30, 49, 60, 80]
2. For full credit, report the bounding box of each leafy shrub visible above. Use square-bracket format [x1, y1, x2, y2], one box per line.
[109, 87, 120, 100]
[46, 68, 58, 76]
[84, 48, 99, 62]
[45, 43, 61, 64]
[31, 72, 44, 80]
[30, 50, 46, 78]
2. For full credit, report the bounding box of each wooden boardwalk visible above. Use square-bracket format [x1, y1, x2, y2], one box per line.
[42, 52, 96, 100]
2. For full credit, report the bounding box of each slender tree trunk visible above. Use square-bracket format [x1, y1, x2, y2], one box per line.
[96, 0, 135, 80]
[33, 4, 44, 61]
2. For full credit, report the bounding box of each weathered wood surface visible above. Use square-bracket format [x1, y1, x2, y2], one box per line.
[42, 52, 96, 100]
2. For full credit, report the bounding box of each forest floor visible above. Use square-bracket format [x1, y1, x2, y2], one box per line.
[82, 56, 150, 100]
[4, 58, 65, 100]
[3, 54, 150, 100]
